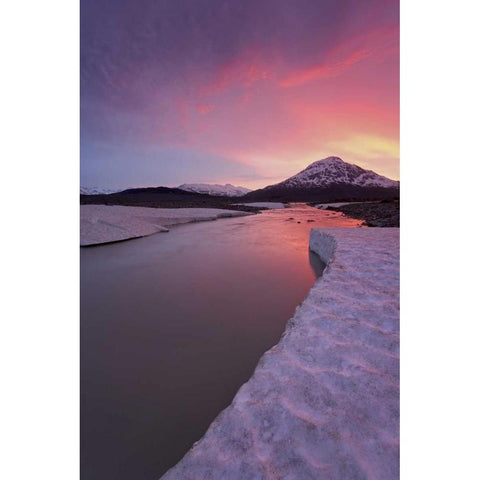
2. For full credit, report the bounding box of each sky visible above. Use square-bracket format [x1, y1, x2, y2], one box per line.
[81, 0, 399, 190]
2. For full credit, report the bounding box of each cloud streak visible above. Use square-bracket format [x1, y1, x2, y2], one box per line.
[279, 48, 372, 87]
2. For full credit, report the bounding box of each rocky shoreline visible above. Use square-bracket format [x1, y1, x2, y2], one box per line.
[312, 200, 399, 227]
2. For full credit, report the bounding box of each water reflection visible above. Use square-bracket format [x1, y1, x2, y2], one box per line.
[81, 204, 360, 479]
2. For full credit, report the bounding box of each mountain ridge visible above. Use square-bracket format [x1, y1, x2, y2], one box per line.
[243, 157, 399, 202]
[177, 183, 251, 197]
[273, 156, 398, 189]
[80, 187, 122, 195]
[80, 157, 399, 204]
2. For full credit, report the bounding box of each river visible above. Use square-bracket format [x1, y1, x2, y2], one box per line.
[80, 204, 360, 479]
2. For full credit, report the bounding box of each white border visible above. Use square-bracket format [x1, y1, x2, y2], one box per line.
[2, 0, 79, 478]
[2, 0, 480, 478]
[401, 0, 479, 478]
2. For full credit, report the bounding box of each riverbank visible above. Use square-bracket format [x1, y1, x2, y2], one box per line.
[313, 200, 400, 227]
[80, 190, 263, 212]
[233, 202, 286, 209]
[80, 204, 254, 246]
[81, 205, 361, 478]
[162, 227, 399, 479]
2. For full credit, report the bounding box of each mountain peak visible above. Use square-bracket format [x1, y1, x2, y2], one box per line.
[242, 155, 399, 202]
[274, 157, 399, 190]
[307, 156, 345, 167]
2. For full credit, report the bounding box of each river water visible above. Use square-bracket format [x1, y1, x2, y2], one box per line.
[80, 204, 361, 479]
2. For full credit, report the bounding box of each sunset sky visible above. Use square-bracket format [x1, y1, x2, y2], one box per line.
[81, 0, 399, 190]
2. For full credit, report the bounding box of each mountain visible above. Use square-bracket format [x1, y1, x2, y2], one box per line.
[177, 183, 251, 197]
[243, 157, 399, 202]
[80, 185, 213, 206]
[80, 184, 255, 209]
[80, 187, 122, 195]
[274, 157, 399, 189]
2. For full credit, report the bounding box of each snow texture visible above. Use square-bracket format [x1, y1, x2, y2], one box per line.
[178, 183, 252, 197]
[315, 202, 366, 209]
[272, 157, 399, 190]
[161, 227, 399, 480]
[80, 186, 122, 195]
[80, 205, 253, 246]
[234, 202, 286, 209]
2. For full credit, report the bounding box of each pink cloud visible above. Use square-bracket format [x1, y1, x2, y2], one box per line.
[279, 47, 372, 87]
[201, 51, 272, 97]
[141, 26, 399, 185]
[197, 103, 215, 115]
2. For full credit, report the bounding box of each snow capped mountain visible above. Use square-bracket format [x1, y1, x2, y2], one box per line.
[80, 187, 122, 195]
[243, 156, 399, 202]
[276, 156, 399, 189]
[177, 183, 252, 197]
[81, 157, 398, 204]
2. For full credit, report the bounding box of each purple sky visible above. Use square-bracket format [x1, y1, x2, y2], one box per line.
[81, 0, 399, 189]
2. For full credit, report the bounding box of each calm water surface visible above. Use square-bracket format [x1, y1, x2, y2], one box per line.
[80, 204, 360, 479]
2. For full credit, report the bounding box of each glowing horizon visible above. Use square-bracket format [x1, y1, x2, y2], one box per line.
[81, 0, 399, 190]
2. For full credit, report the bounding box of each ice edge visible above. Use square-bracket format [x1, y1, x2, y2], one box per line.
[161, 227, 399, 480]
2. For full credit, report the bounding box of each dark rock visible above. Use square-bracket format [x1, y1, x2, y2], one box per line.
[326, 201, 399, 227]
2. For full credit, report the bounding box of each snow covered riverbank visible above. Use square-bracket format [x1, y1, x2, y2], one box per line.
[234, 202, 286, 209]
[162, 227, 399, 480]
[80, 205, 254, 246]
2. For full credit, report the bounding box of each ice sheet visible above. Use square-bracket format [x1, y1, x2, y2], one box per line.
[80, 205, 253, 246]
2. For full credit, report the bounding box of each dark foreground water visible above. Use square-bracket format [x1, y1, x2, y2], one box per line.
[80, 205, 360, 479]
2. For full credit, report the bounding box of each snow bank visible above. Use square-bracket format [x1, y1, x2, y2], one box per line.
[80, 205, 253, 246]
[315, 202, 365, 209]
[234, 202, 286, 209]
[308, 230, 337, 262]
[161, 227, 399, 480]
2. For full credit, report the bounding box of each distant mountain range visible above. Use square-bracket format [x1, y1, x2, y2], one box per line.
[242, 157, 399, 202]
[81, 157, 399, 204]
[80, 184, 233, 209]
[80, 183, 251, 197]
[80, 187, 122, 195]
[177, 183, 251, 197]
